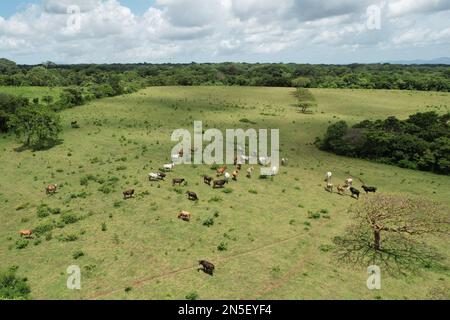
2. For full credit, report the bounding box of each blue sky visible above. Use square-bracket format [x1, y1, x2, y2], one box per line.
[0, 0, 450, 64]
[0, 0, 154, 17]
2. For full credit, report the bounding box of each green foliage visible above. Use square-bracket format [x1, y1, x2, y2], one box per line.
[36, 204, 61, 218]
[0, 93, 29, 132]
[33, 222, 54, 236]
[72, 250, 84, 260]
[15, 239, 29, 250]
[203, 217, 215, 227]
[0, 266, 30, 300]
[7, 104, 62, 148]
[320, 111, 450, 175]
[217, 242, 228, 251]
[185, 292, 199, 300]
[0, 61, 450, 93]
[60, 213, 80, 225]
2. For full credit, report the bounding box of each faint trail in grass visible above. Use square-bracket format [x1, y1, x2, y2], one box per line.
[89, 230, 319, 299]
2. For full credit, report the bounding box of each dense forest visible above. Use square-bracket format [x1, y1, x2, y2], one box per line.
[318, 112, 450, 175]
[1, 58, 450, 92]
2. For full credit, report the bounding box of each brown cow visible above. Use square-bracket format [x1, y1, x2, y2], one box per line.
[204, 175, 213, 186]
[232, 170, 239, 181]
[172, 178, 185, 186]
[19, 230, 33, 238]
[123, 189, 135, 199]
[46, 184, 58, 195]
[216, 166, 227, 177]
[198, 260, 215, 276]
[178, 211, 191, 222]
[337, 185, 346, 195]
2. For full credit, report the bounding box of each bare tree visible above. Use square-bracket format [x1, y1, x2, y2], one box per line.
[333, 194, 449, 274]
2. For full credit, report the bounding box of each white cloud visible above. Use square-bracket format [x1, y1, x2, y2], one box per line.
[388, 0, 450, 17]
[0, 0, 449, 63]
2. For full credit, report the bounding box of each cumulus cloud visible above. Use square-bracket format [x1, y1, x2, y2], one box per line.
[387, 0, 450, 17]
[0, 0, 449, 63]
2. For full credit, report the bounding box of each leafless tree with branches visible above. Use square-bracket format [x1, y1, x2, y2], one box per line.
[333, 194, 449, 274]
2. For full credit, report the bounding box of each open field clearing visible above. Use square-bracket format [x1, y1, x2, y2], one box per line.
[0, 86, 449, 300]
[0, 86, 63, 101]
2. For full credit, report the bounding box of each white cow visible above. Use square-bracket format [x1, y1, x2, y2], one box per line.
[344, 178, 353, 189]
[163, 163, 175, 171]
[324, 172, 332, 184]
[259, 157, 271, 166]
[149, 173, 164, 181]
[260, 166, 278, 177]
[224, 172, 231, 181]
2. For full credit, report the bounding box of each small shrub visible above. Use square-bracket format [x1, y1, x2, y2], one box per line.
[101, 223, 107, 232]
[248, 189, 258, 194]
[186, 292, 199, 300]
[308, 211, 321, 219]
[217, 242, 228, 251]
[33, 222, 54, 236]
[36, 204, 50, 218]
[60, 213, 80, 225]
[0, 266, 31, 299]
[222, 188, 233, 194]
[319, 244, 334, 252]
[16, 239, 29, 250]
[203, 218, 215, 227]
[58, 234, 78, 242]
[73, 250, 84, 260]
[208, 196, 222, 203]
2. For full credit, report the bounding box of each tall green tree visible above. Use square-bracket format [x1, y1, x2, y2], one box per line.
[8, 105, 62, 148]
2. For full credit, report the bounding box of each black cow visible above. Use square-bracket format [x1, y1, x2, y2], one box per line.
[350, 187, 360, 199]
[362, 185, 377, 194]
[213, 180, 227, 189]
[158, 172, 167, 180]
[186, 191, 198, 201]
[204, 175, 213, 186]
[123, 189, 135, 199]
[198, 260, 215, 276]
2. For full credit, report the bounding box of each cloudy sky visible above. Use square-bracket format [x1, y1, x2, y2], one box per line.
[0, 0, 449, 64]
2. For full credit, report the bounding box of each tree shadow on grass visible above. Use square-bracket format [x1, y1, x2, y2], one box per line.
[14, 139, 64, 153]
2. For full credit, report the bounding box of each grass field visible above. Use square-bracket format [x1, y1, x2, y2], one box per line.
[0, 86, 63, 101]
[0, 86, 449, 300]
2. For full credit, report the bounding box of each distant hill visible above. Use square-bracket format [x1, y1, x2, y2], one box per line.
[388, 57, 450, 65]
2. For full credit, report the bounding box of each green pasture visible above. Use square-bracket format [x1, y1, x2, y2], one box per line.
[0, 86, 449, 300]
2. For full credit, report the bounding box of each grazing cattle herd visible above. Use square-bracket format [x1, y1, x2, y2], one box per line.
[34, 156, 379, 278]
[324, 172, 377, 200]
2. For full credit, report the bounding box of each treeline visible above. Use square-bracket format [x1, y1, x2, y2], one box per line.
[318, 112, 450, 175]
[1, 58, 450, 92]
